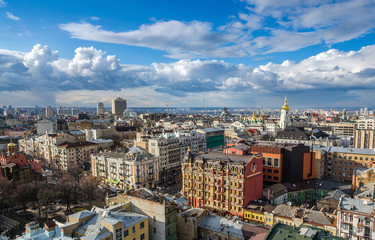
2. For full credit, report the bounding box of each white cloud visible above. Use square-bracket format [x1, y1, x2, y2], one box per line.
[59, 21, 242, 59]
[0, 44, 375, 106]
[0, 0, 6, 7]
[6, 12, 20, 21]
[89, 16, 100, 20]
[59, 0, 375, 58]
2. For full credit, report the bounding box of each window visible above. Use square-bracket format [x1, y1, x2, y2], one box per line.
[274, 170, 279, 174]
[124, 229, 129, 237]
[140, 221, 144, 229]
[132, 226, 135, 233]
[140, 233, 145, 240]
[274, 158, 279, 167]
[116, 228, 122, 240]
[267, 158, 272, 166]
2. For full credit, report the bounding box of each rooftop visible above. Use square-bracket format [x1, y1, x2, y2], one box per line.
[339, 197, 375, 214]
[323, 146, 375, 156]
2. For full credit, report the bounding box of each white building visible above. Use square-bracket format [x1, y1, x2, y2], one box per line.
[45, 106, 53, 118]
[337, 197, 375, 239]
[36, 119, 57, 134]
[279, 97, 291, 130]
[91, 147, 159, 189]
[358, 117, 375, 130]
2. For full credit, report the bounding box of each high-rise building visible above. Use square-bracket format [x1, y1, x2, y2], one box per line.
[97, 102, 104, 115]
[354, 129, 375, 148]
[111, 97, 127, 115]
[45, 106, 53, 118]
[71, 107, 79, 116]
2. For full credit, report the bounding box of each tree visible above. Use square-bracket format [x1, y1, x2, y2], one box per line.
[13, 183, 36, 211]
[56, 174, 77, 212]
[0, 177, 14, 213]
[37, 182, 56, 220]
[78, 176, 101, 202]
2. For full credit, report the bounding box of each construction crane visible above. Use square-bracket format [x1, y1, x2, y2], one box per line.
[145, 105, 151, 114]
[164, 102, 174, 115]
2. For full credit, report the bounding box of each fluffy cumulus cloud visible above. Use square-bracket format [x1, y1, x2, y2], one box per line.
[59, 0, 375, 58]
[1, 44, 375, 105]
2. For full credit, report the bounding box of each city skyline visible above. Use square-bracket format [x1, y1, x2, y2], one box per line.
[0, 0, 375, 107]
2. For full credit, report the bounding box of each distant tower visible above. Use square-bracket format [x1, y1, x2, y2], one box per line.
[279, 97, 291, 130]
[45, 106, 53, 118]
[111, 97, 127, 115]
[71, 107, 79, 116]
[97, 102, 105, 115]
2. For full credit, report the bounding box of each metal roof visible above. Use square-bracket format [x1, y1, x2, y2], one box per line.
[339, 197, 375, 214]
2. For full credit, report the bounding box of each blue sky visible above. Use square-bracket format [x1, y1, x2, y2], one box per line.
[0, 0, 375, 108]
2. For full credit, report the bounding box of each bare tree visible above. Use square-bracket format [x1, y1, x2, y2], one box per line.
[0, 177, 14, 213]
[56, 174, 77, 212]
[37, 182, 56, 220]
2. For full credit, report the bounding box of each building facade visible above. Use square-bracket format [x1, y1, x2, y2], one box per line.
[182, 151, 263, 217]
[354, 129, 375, 149]
[337, 197, 375, 239]
[112, 97, 127, 115]
[91, 147, 159, 190]
[148, 136, 181, 184]
[324, 146, 375, 182]
[97, 102, 105, 115]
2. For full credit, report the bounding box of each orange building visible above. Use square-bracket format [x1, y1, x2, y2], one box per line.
[249, 144, 283, 183]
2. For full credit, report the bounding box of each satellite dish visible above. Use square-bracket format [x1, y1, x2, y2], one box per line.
[287, 202, 292, 206]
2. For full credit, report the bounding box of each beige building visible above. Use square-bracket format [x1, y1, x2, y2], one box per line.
[19, 132, 98, 170]
[324, 146, 375, 182]
[91, 147, 159, 190]
[177, 208, 205, 240]
[320, 122, 356, 137]
[354, 129, 375, 149]
[148, 136, 181, 184]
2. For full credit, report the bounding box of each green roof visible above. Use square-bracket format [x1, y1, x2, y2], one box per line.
[265, 223, 344, 240]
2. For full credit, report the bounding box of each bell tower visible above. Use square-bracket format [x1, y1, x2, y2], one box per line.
[279, 97, 291, 130]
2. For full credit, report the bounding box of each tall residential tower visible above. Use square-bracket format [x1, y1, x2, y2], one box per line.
[111, 97, 127, 115]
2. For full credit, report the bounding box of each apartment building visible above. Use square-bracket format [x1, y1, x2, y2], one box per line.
[181, 151, 263, 217]
[148, 136, 181, 184]
[337, 197, 375, 239]
[91, 147, 159, 190]
[323, 146, 375, 182]
[354, 129, 375, 149]
[19, 132, 98, 170]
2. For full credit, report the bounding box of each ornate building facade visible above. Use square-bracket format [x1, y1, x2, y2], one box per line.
[181, 151, 263, 217]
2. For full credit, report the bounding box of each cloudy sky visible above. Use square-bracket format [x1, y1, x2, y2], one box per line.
[1, 0, 375, 108]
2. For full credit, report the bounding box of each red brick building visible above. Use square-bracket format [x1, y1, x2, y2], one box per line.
[182, 150, 263, 217]
[0, 142, 42, 175]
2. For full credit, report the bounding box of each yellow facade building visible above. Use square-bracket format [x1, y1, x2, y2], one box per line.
[243, 202, 275, 226]
[60, 204, 149, 240]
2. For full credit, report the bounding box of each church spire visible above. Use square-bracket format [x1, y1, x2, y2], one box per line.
[281, 97, 290, 110]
